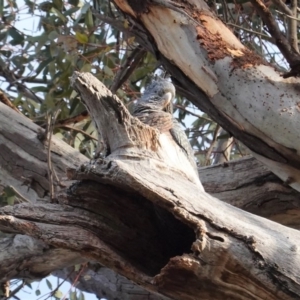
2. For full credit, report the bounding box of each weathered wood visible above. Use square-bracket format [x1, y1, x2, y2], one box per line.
[1, 102, 298, 228]
[68, 73, 300, 299]
[0, 104, 88, 201]
[1, 75, 300, 299]
[2, 74, 300, 300]
[71, 72, 203, 187]
[0, 234, 84, 281]
[200, 157, 300, 229]
[53, 266, 171, 300]
[112, 0, 300, 193]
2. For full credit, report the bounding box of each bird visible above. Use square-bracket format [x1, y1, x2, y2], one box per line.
[133, 76, 202, 187]
[133, 77, 203, 254]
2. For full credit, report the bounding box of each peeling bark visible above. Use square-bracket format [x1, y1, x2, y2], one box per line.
[111, 0, 300, 193]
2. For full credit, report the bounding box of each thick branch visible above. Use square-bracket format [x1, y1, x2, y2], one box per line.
[112, 0, 300, 192]
[110, 46, 147, 93]
[201, 156, 300, 228]
[0, 102, 299, 225]
[1, 80, 300, 299]
[0, 61, 43, 104]
[0, 104, 88, 200]
[0, 234, 85, 281]
[5, 75, 300, 299]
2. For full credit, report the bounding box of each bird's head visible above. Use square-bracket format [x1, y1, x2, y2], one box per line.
[139, 77, 176, 113]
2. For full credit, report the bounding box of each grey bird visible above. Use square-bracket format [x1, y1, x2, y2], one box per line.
[133, 77, 199, 177]
[133, 78, 203, 253]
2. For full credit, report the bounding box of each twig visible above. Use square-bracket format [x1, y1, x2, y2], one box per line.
[46, 109, 61, 202]
[288, 0, 299, 53]
[0, 60, 43, 104]
[212, 130, 234, 164]
[275, 9, 300, 21]
[271, 0, 292, 16]
[249, 0, 300, 67]
[1, 281, 9, 298]
[5, 280, 25, 299]
[175, 104, 212, 122]
[151, 0, 205, 28]
[55, 111, 89, 126]
[205, 125, 220, 165]
[226, 22, 273, 41]
[234, 139, 247, 157]
[220, 0, 229, 23]
[55, 124, 98, 141]
[110, 46, 146, 93]
[42, 270, 75, 300]
[61, 264, 87, 300]
[8, 186, 31, 203]
[0, 91, 21, 114]
[92, 9, 157, 54]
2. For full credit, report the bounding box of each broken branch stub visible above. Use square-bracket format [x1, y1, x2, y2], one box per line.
[71, 72, 159, 156]
[70, 72, 202, 186]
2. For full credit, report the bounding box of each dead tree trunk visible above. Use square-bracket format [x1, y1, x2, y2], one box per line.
[1, 73, 300, 299]
[0, 99, 299, 299]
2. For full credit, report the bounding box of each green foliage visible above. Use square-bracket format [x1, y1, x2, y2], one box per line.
[6, 277, 90, 300]
[46, 278, 53, 290]
[0, 186, 16, 205]
[0, 0, 159, 159]
[0, 0, 267, 167]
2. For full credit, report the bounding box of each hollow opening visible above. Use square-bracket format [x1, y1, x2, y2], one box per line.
[68, 180, 196, 276]
[117, 200, 196, 276]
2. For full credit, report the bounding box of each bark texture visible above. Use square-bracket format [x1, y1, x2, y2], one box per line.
[1, 74, 300, 299]
[0, 104, 88, 202]
[200, 156, 300, 229]
[0, 234, 84, 281]
[112, 0, 300, 193]
[53, 265, 171, 300]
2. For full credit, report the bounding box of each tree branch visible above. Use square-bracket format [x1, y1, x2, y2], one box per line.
[1, 74, 300, 298]
[111, 0, 300, 191]
[249, 0, 300, 69]
[289, 0, 299, 53]
[0, 60, 43, 104]
[0, 90, 21, 114]
[53, 265, 171, 300]
[110, 46, 147, 93]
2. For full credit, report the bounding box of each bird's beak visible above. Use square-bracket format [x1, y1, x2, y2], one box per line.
[162, 92, 173, 113]
[162, 92, 173, 106]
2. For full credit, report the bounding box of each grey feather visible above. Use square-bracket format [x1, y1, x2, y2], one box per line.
[134, 78, 201, 242]
[170, 119, 198, 173]
[133, 77, 198, 175]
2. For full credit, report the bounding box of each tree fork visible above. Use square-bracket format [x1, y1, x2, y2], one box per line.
[1, 73, 300, 299]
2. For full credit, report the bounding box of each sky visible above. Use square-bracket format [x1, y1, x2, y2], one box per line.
[13, 276, 99, 300]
